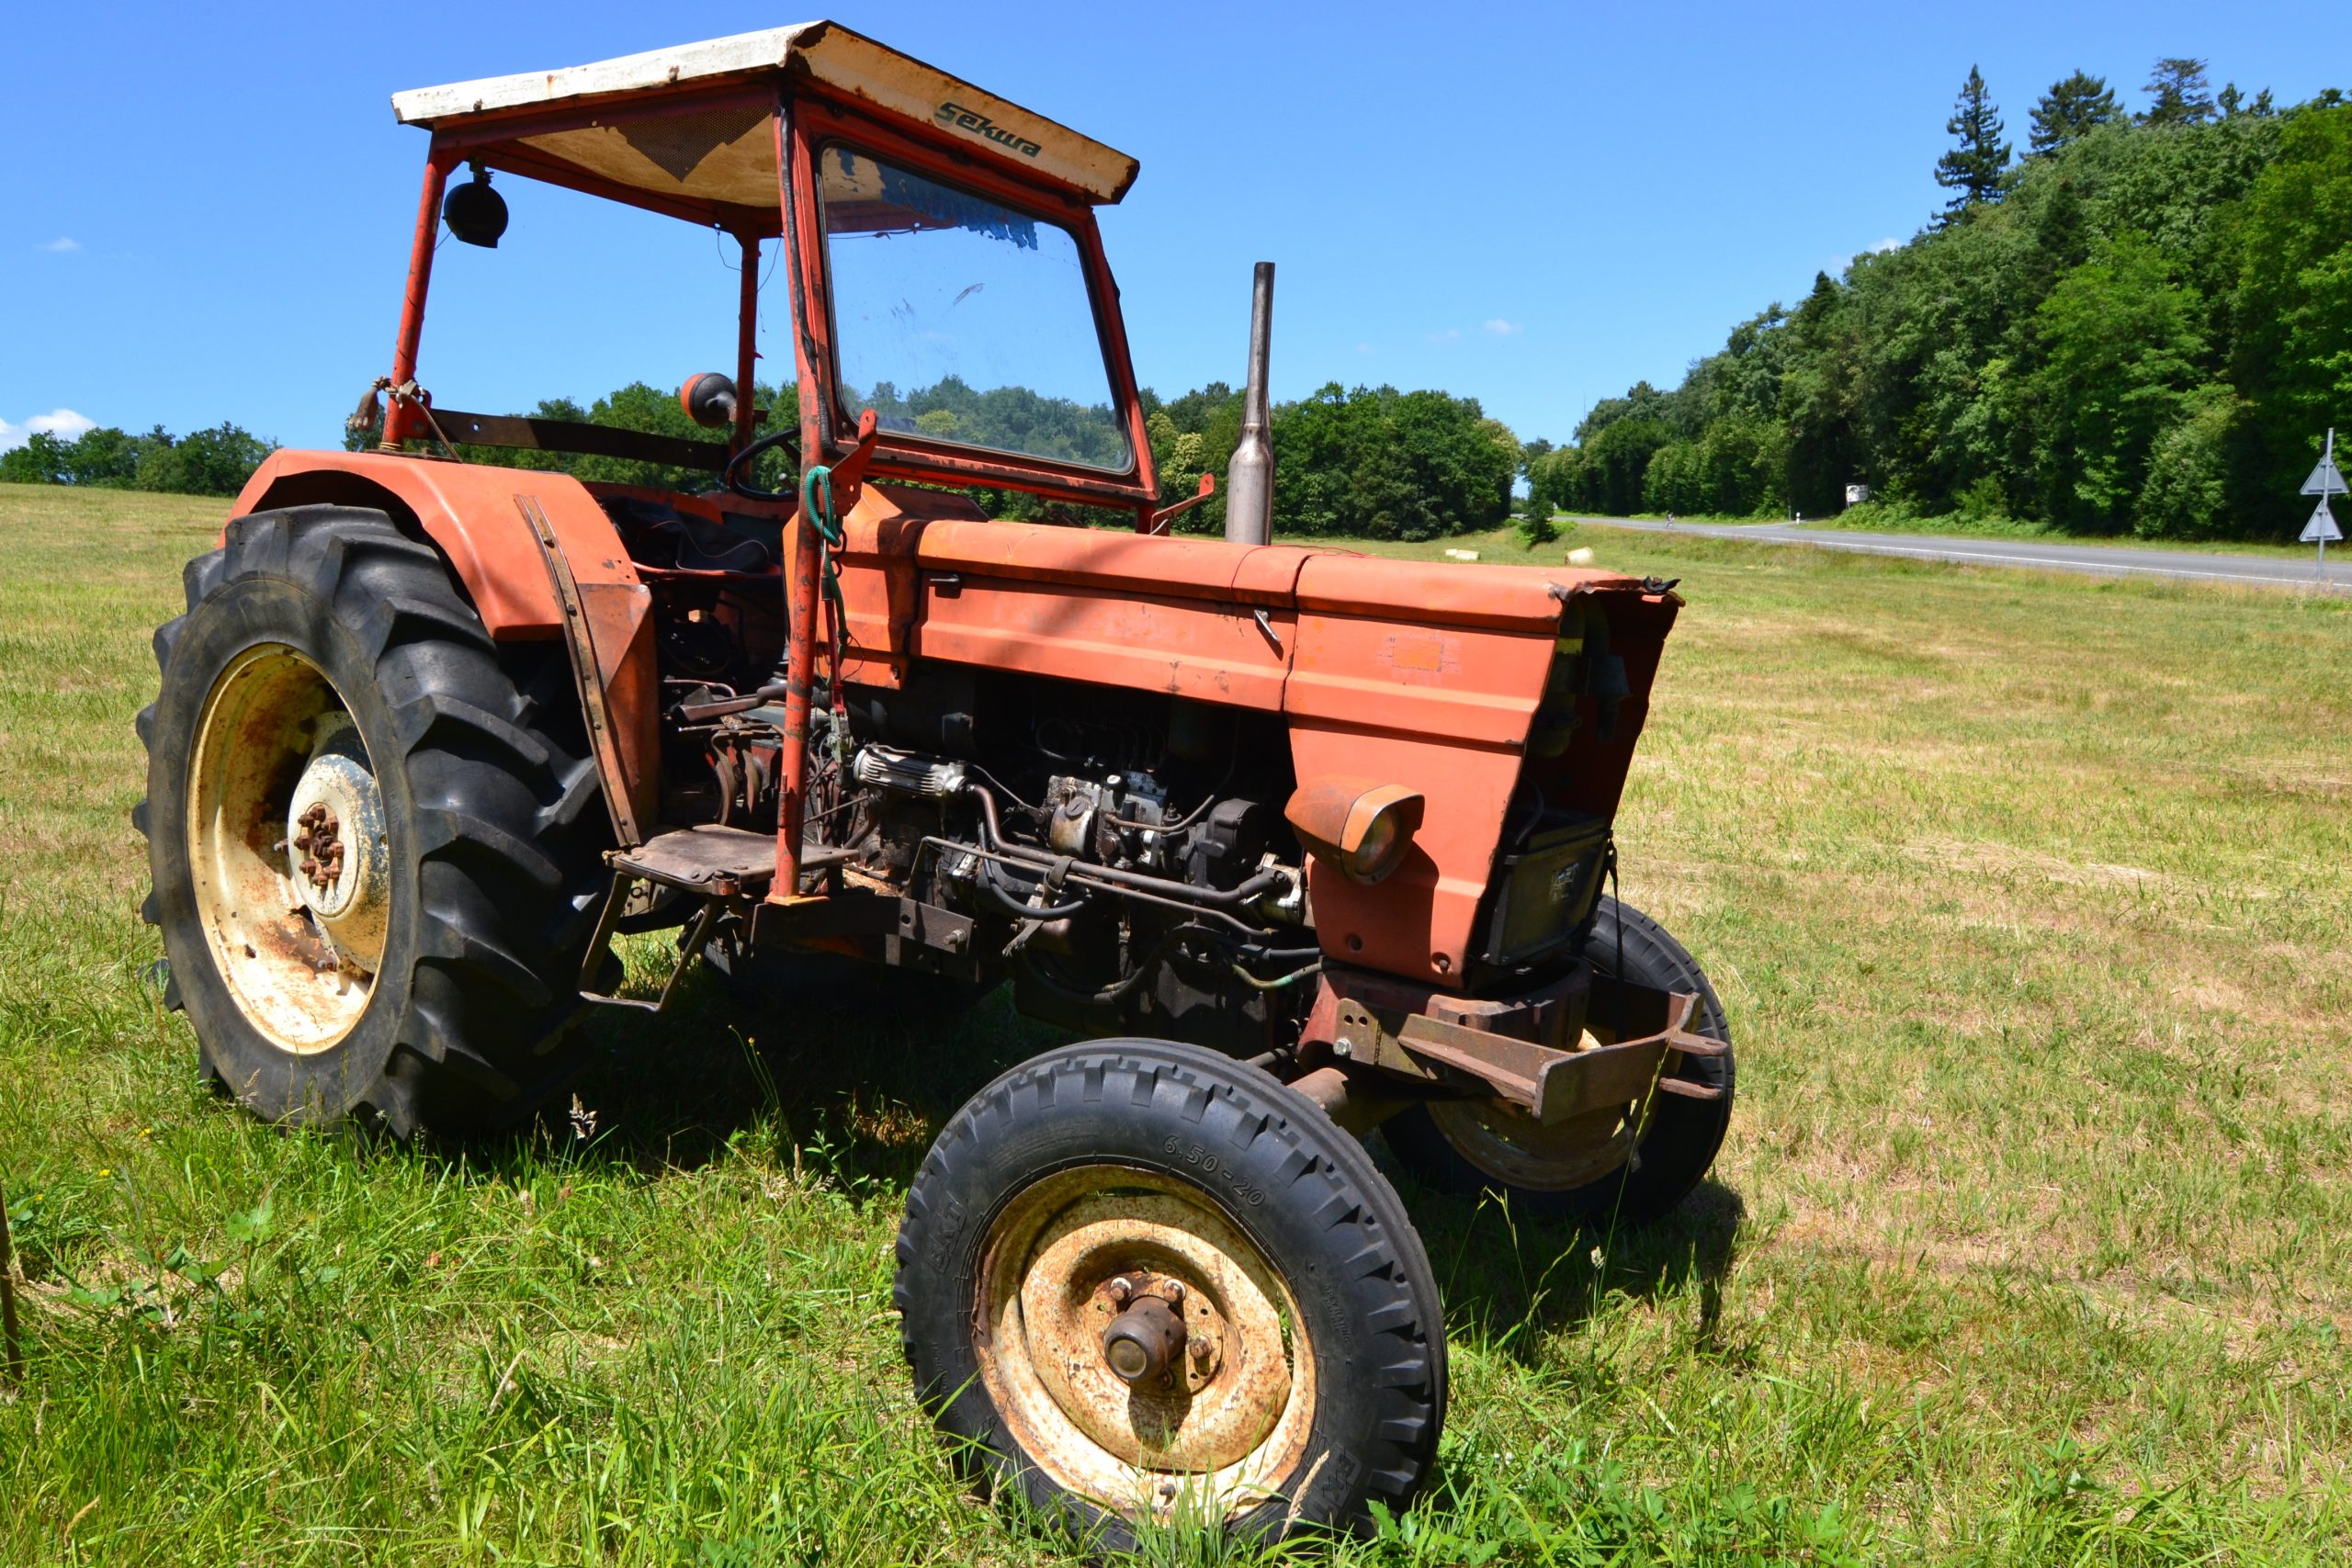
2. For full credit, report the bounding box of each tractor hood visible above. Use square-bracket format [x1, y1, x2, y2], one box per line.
[388, 21, 1141, 207]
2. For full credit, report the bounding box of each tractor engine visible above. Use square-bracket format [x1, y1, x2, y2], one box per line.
[662, 667, 1307, 1053]
[825, 671, 1317, 1054]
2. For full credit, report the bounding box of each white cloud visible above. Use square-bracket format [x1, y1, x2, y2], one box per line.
[1424, 328, 1461, 344]
[38, 237, 82, 254]
[1482, 318, 1523, 336]
[0, 408, 98, 453]
[1356, 341, 1374, 355]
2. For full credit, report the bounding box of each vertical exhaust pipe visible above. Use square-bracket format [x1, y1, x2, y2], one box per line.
[1225, 262, 1275, 546]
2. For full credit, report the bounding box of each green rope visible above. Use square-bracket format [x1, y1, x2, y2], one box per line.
[801, 464, 846, 599]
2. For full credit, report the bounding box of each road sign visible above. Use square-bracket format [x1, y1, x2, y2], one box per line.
[2304, 427, 2346, 497]
[2303, 495, 2342, 545]
[2299, 431, 2345, 587]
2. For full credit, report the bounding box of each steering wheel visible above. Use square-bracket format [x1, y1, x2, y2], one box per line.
[722, 425, 801, 502]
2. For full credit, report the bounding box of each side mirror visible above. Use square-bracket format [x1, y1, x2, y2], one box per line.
[679, 373, 739, 430]
[441, 164, 509, 249]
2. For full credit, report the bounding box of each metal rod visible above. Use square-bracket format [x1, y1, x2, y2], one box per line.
[384, 150, 451, 448]
[1224, 262, 1276, 546]
[770, 98, 820, 907]
[734, 232, 761, 454]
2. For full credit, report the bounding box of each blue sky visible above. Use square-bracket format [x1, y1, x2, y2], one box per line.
[4, 1, 2346, 456]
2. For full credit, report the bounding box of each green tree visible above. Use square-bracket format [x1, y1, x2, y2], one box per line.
[2136, 384, 2249, 537]
[136, 423, 274, 495]
[1525, 446, 1589, 519]
[2230, 103, 2352, 530]
[1268, 384, 1518, 540]
[2029, 71, 2121, 154]
[2023, 235, 2207, 530]
[1572, 380, 1672, 446]
[1935, 66, 2012, 222]
[0, 433, 72, 485]
[2142, 58, 2216, 128]
[1582, 418, 1671, 515]
[65, 425, 164, 486]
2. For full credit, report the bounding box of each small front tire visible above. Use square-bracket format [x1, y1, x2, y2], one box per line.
[896, 1038, 1445, 1548]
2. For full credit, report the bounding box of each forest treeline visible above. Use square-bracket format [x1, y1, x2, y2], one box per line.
[1527, 62, 2352, 539]
[406, 378, 1523, 540]
[0, 377, 1522, 542]
[0, 423, 274, 497]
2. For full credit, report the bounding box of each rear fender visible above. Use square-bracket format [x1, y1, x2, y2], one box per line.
[230, 450, 659, 825]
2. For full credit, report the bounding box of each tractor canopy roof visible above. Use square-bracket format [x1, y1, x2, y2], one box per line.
[389, 21, 1140, 230]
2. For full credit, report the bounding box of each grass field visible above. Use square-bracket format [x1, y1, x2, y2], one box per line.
[3, 483, 2349, 1564]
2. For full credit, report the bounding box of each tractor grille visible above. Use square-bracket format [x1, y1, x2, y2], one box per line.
[1475, 815, 1612, 971]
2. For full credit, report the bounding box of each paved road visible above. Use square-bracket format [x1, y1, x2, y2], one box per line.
[1571, 517, 2350, 592]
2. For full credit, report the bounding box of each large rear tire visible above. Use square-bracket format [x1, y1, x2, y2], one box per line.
[896, 1038, 1445, 1548]
[135, 505, 612, 1134]
[1384, 897, 1735, 1224]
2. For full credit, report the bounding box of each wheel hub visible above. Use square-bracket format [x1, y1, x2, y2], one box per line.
[285, 743, 390, 968]
[1098, 1270, 1222, 1388]
[976, 1168, 1314, 1517]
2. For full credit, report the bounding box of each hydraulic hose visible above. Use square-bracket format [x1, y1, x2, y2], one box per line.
[965, 781, 1282, 908]
[976, 860, 1088, 921]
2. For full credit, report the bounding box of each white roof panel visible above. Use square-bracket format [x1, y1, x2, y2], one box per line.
[390, 21, 1138, 205]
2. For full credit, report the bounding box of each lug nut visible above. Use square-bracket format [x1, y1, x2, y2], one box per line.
[1188, 1333, 1212, 1362]
[1105, 1277, 1132, 1307]
[1162, 1279, 1184, 1308]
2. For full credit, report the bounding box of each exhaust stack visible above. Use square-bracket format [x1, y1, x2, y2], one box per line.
[1224, 262, 1275, 546]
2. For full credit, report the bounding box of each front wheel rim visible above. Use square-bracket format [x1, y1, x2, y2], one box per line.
[975, 1165, 1317, 1522]
[184, 643, 389, 1055]
[1427, 1099, 1640, 1192]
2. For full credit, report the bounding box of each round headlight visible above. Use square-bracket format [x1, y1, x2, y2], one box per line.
[1346, 809, 1402, 883]
[1284, 780, 1426, 886]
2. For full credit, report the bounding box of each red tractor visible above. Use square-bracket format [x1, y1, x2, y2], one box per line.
[136, 22, 1732, 1546]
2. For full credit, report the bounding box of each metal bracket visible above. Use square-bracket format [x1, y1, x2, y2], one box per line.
[1332, 982, 1725, 1126]
[1397, 993, 1722, 1125]
[1146, 471, 1216, 535]
[577, 872, 718, 1016]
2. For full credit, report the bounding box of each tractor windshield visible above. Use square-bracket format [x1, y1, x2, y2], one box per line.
[817, 145, 1132, 473]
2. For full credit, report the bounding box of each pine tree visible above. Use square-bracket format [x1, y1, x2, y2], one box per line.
[1934, 66, 2012, 223]
[2028, 70, 2121, 154]
[2142, 58, 2216, 127]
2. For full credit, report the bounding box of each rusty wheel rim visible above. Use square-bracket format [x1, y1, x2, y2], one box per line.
[186, 644, 389, 1055]
[1427, 1100, 1640, 1192]
[975, 1165, 1316, 1521]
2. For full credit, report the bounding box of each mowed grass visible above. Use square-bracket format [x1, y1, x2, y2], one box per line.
[2, 483, 2348, 1564]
